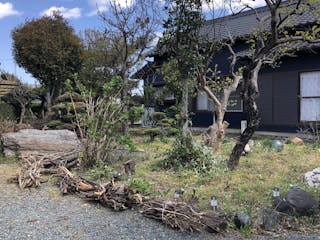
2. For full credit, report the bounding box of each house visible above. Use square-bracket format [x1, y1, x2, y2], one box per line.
[136, 3, 320, 132]
[0, 77, 18, 97]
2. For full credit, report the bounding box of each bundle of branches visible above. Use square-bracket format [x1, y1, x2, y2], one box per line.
[141, 200, 228, 233]
[56, 166, 143, 211]
[7, 157, 44, 189]
[20, 151, 79, 174]
[7, 151, 79, 189]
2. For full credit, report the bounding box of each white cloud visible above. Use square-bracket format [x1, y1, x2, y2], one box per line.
[0, 2, 20, 19]
[41, 6, 81, 19]
[87, 0, 134, 16]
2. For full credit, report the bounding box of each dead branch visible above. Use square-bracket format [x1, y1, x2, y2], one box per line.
[7, 151, 79, 189]
[141, 200, 228, 233]
[55, 166, 143, 211]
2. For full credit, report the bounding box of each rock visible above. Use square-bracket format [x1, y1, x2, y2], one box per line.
[304, 167, 320, 188]
[286, 186, 318, 215]
[271, 140, 284, 152]
[289, 137, 304, 145]
[258, 208, 280, 231]
[244, 144, 251, 153]
[234, 211, 251, 229]
[1, 129, 81, 157]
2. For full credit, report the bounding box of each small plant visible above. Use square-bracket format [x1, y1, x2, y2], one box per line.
[260, 137, 272, 151]
[128, 178, 151, 194]
[239, 226, 253, 238]
[159, 134, 213, 173]
[128, 106, 144, 125]
[144, 127, 161, 141]
[87, 165, 113, 180]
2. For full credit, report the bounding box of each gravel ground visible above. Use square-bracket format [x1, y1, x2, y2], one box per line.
[0, 164, 319, 240]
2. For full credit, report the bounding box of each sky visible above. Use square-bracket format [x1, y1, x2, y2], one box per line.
[0, 0, 265, 86]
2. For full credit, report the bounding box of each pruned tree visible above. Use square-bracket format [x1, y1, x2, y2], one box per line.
[196, 42, 242, 154]
[98, 0, 160, 133]
[226, 0, 320, 169]
[79, 29, 117, 97]
[10, 83, 32, 124]
[12, 13, 84, 113]
[161, 0, 205, 141]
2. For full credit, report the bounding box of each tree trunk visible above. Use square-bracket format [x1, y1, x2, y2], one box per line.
[181, 74, 189, 141]
[19, 105, 25, 124]
[227, 104, 260, 170]
[228, 62, 262, 170]
[214, 120, 229, 154]
[46, 87, 52, 113]
[121, 73, 129, 134]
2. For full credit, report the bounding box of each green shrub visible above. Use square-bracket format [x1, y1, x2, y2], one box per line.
[129, 178, 151, 194]
[0, 101, 17, 121]
[128, 106, 144, 124]
[159, 135, 213, 173]
[158, 117, 175, 127]
[129, 128, 146, 136]
[151, 112, 166, 122]
[144, 127, 161, 141]
[165, 105, 180, 119]
[87, 165, 113, 181]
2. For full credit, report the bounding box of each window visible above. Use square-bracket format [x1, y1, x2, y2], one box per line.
[300, 71, 320, 121]
[196, 89, 242, 112]
[196, 91, 214, 111]
[227, 88, 243, 112]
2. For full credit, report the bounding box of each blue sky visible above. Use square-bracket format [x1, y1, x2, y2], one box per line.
[0, 0, 264, 85]
[0, 0, 119, 85]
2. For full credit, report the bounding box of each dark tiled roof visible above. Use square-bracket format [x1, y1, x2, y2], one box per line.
[201, 2, 319, 41]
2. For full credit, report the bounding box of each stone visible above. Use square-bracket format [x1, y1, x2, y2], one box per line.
[1, 129, 81, 157]
[244, 144, 251, 153]
[234, 211, 251, 229]
[286, 186, 318, 215]
[289, 137, 304, 145]
[271, 140, 284, 152]
[304, 167, 320, 188]
[258, 208, 280, 231]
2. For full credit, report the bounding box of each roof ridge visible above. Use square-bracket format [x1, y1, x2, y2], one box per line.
[205, 4, 269, 25]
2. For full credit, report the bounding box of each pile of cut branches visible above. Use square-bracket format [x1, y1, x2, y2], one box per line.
[7, 151, 79, 189]
[141, 200, 228, 233]
[56, 166, 143, 211]
[23, 151, 79, 174]
[7, 156, 44, 188]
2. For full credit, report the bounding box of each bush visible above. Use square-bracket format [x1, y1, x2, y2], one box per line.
[0, 101, 17, 121]
[159, 135, 213, 173]
[151, 112, 166, 122]
[128, 178, 151, 194]
[87, 165, 113, 181]
[144, 127, 161, 141]
[128, 106, 144, 125]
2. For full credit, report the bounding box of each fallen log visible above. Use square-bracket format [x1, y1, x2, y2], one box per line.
[141, 200, 228, 233]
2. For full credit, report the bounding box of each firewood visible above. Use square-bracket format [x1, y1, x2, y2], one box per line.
[55, 166, 143, 211]
[141, 200, 228, 233]
[7, 150, 79, 189]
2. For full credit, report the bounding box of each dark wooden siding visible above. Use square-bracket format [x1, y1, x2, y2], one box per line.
[258, 74, 273, 125]
[273, 71, 298, 125]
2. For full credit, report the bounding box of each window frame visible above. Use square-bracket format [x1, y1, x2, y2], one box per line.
[299, 70, 320, 122]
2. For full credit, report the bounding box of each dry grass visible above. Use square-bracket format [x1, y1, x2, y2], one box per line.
[132, 135, 320, 217]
